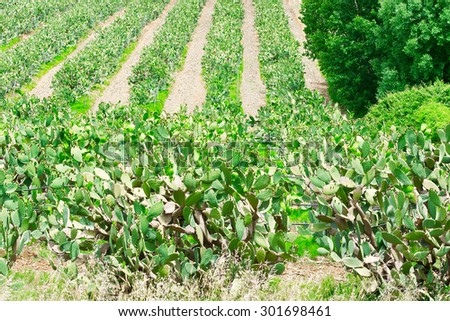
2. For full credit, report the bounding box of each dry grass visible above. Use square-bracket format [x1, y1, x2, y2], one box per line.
[1, 244, 449, 301]
[110, 255, 361, 301]
[1, 250, 357, 301]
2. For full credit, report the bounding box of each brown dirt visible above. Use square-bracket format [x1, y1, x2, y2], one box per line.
[91, 0, 178, 112]
[29, 9, 126, 99]
[282, 256, 348, 283]
[163, 0, 217, 114]
[11, 244, 54, 273]
[283, 0, 329, 100]
[240, 0, 267, 117]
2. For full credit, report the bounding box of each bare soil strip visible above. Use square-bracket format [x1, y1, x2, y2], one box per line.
[29, 9, 126, 99]
[92, 0, 178, 111]
[282, 257, 347, 283]
[163, 0, 217, 114]
[240, 0, 267, 116]
[283, 0, 329, 100]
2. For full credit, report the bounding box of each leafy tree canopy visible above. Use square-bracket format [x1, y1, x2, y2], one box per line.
[302, 0, 450, 115]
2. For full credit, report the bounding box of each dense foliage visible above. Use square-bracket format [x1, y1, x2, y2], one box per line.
[2, 93, 449, 289]
[300, 122, 450, 287]
[0, 98, 303, 280]
[302, 0, 450, 115]
[373, 0, 450, 97]
[367, 82, 450, 138]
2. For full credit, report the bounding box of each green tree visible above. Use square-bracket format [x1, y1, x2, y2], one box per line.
[301, 0, 379, 116]
[373, 0, 450, 98]
[302, 0, 450, 115]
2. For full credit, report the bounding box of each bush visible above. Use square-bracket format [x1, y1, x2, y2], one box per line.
[415, 102, 450, 140]
[366, 82, 450, 136]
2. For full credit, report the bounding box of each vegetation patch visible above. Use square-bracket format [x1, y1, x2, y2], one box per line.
[1, 0, 125, 99]
[1, 0, 78, 47]
[130, 0, 208, 108]
[202, 0, 244, 113]
[1, 0, 449, 300]
[302, 0, 450, 115]
[366, 81, 450, 137]
[52, 0, 170, 105]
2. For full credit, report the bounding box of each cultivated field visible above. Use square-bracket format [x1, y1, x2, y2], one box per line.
[0, 0, 449, 300]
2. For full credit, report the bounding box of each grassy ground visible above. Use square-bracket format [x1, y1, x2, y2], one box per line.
[2, 242, 446, 301]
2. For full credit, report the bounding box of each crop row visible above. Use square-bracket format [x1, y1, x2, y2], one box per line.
[251, 0, 331, 144]
[129, 0, 207, 110]
[1, 0, 77, 48]
[52, 0, 170, 106]
[202, 0, 244, 113]
[1, 80, 449, 288]
[253, 0, 304, 106]
[0, 0, 125, 99]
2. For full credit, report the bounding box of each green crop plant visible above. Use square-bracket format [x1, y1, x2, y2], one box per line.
[2, 0, 449, 296]
[0, 97, 303, 280]
[130, 0, 207, 110]
[1, 0, 126, 99]
[253, 0, 305, 107]
[295, 124, 450, 288]
[1, 86, 449, 292]
[52, 0, 170, 107]
[1, 0, 78, 49]
[202, 0, 244, 114]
